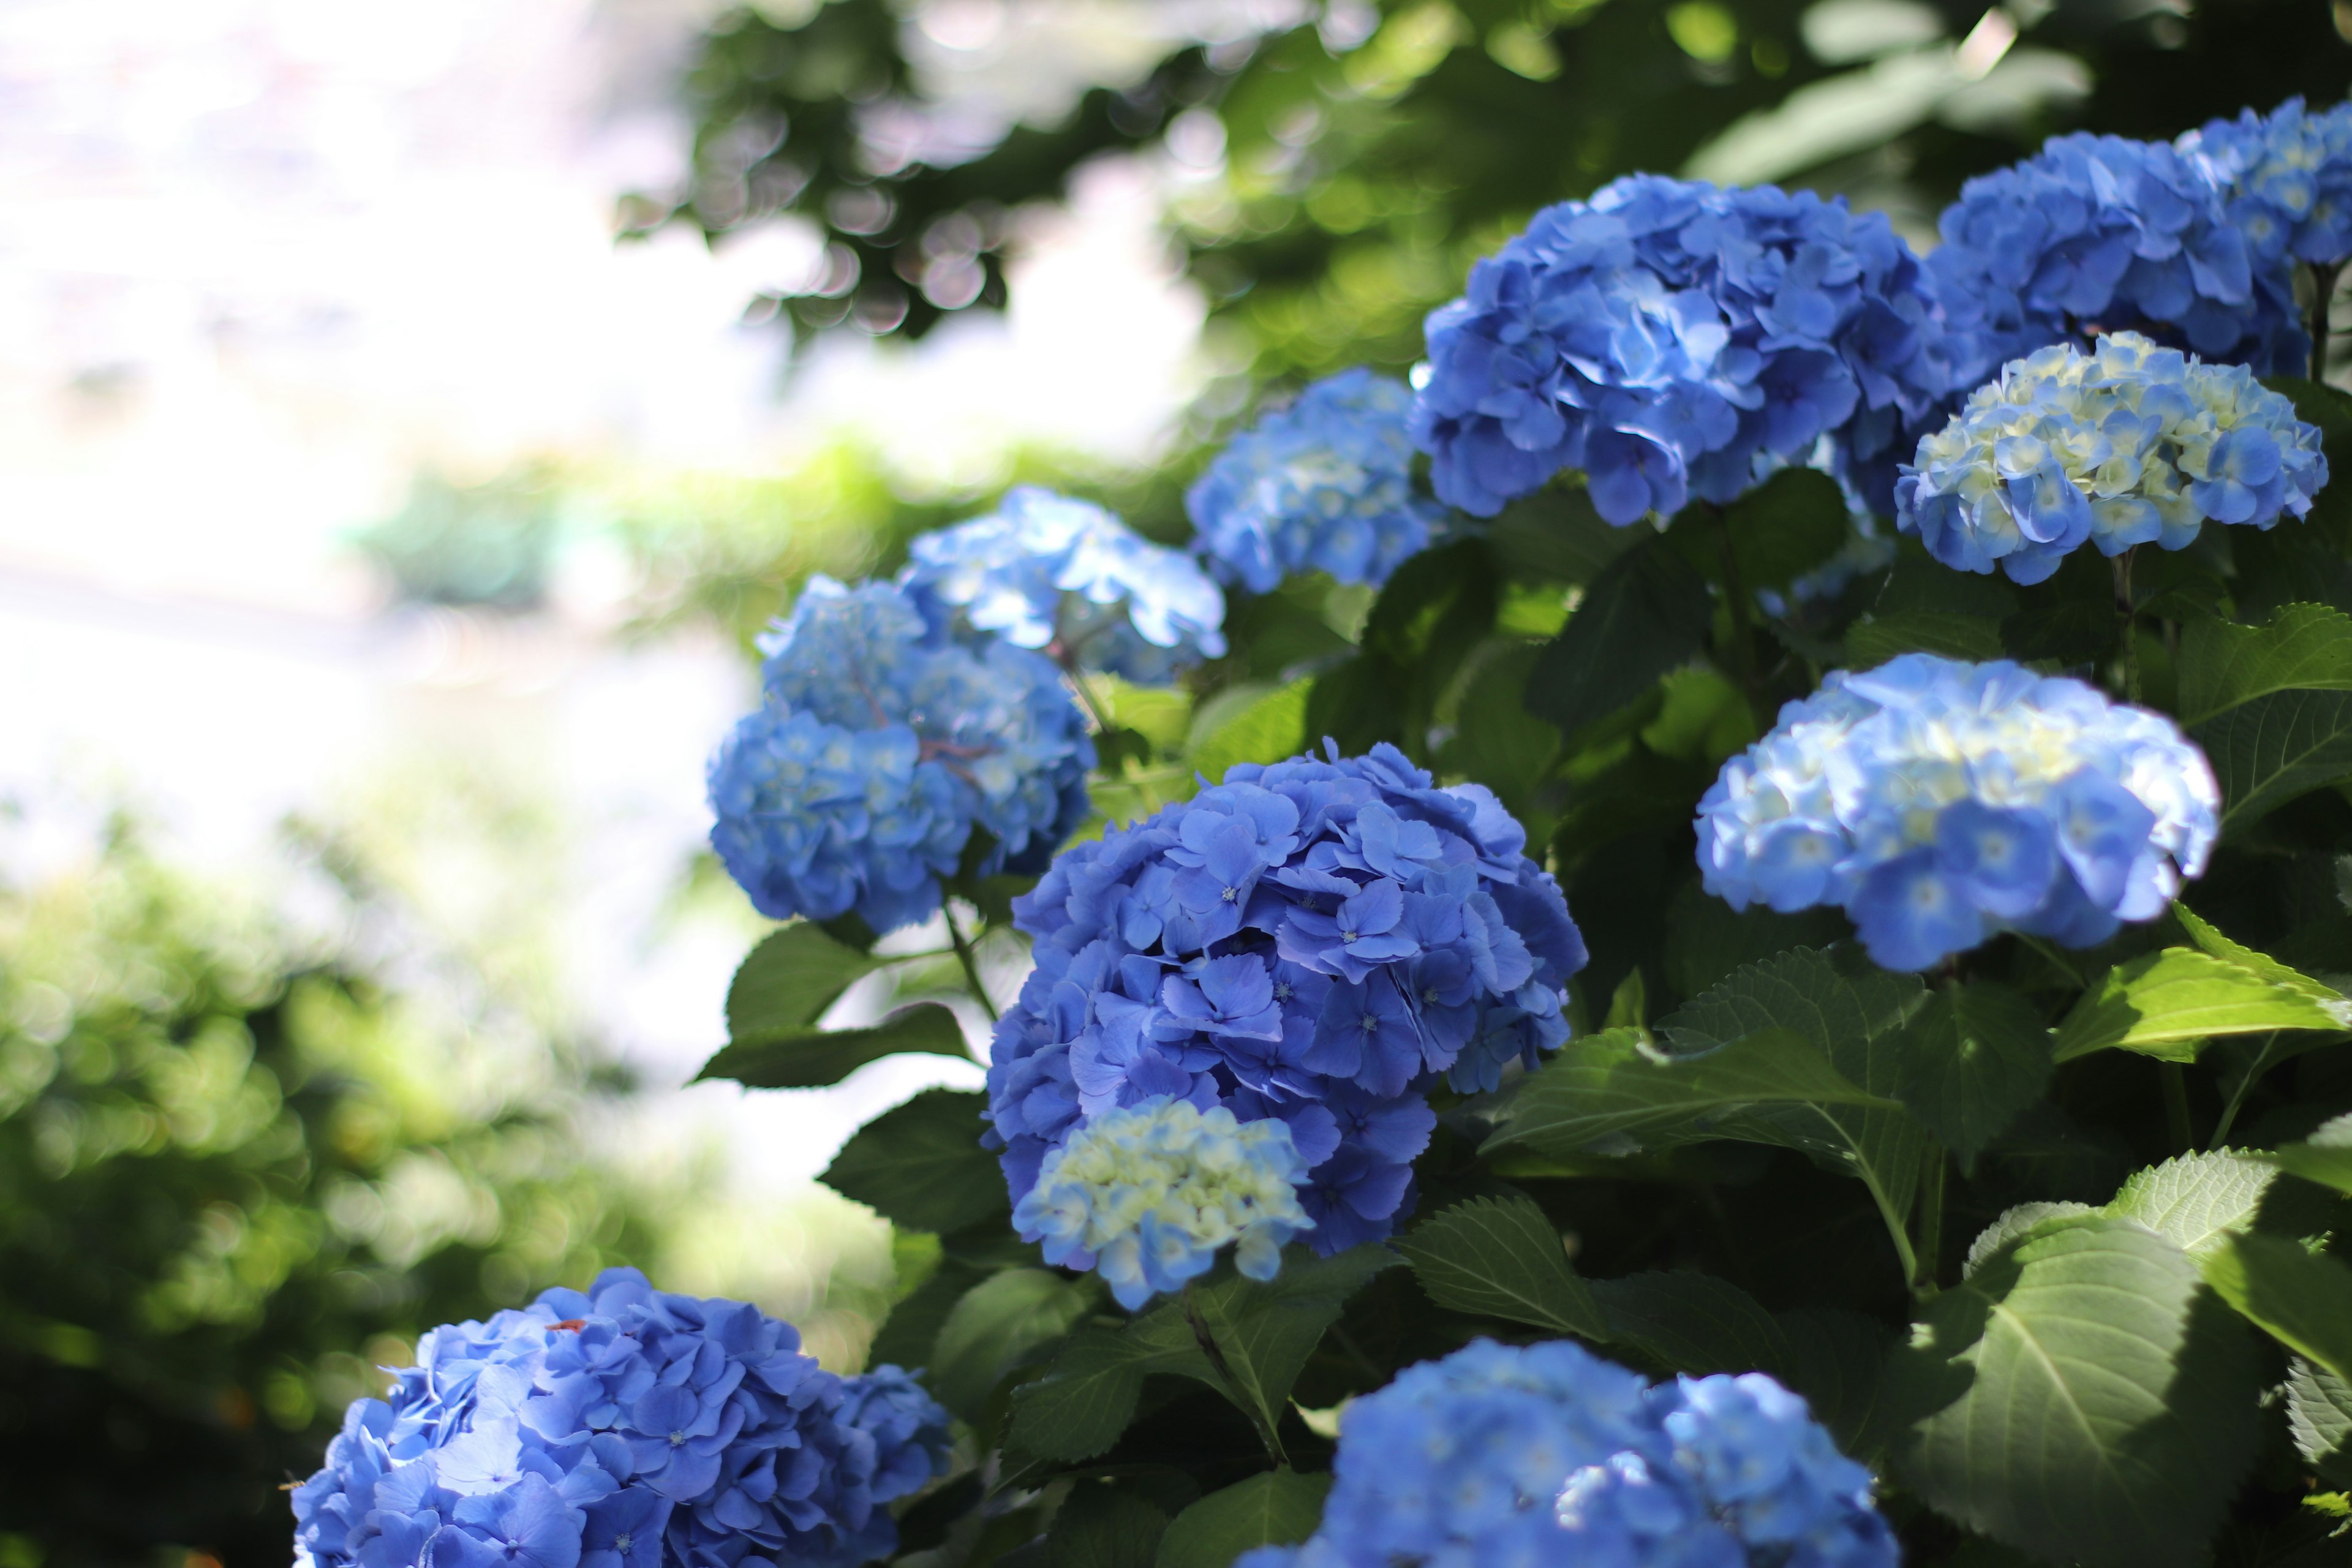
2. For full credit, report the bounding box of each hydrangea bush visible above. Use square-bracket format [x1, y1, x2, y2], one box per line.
[306, 98, 2352, 1568]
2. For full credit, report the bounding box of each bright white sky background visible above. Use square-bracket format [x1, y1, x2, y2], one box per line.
[0, 0, 1221, 1199]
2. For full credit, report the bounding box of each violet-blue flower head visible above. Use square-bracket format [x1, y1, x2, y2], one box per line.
[901, 487, 1227, 685]
[1187, 369, 1446, 593]
[290, 1268, 952, 1568]
[2182, 96, 2352, 269]
[1254, 1340, 1896, 1568]
[985, 742, 1586, 1262]
[1896, 331, 2327, 584]
[1928, 132, 2305, 392]
[707, 576, 1094, 935]
[1012, 1095, 1314, 1308]
[1697, 653, 2220, 971]
[1411, 176, 1953, 522]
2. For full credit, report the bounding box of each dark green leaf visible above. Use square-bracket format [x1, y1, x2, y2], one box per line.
[1153, 1472, 1330, 1568]
[1716, 467, 1850, 592]
[1523, 536, 1712, 739]
[725, 923, 883, 1038]
[821, 1089, 1010, 1235]
[2175, 603, 2352, 725]
[1481, 1023, 1900, 1159]
[2201, 1232, 2352, 1384]
[694, 1001, 968, 1090]
[1776, 1307, 1899, 1461]
[929, 1268, 1099, 1420]
[2050, 949, 2352, 1063]
[1191, 679, 1311, 783]
[2191, 688, 2352, 833]
[1172, 1245, 1401, 1445]
[2105, 1151, 2282, 1261]
[895, 1472, 985, 1553]
[1660, 884, 1849, 1004]
[2286, 1357, 2352, 1485]
[2002, 600, 2122, 665]
[1436, 644, 1559, 811]
[2263, 1114, 2352, 1197]
[1005, 1321, 1201, 1463]
[869, 1261, 984, 1371]
[1588, 1270, 1793, 1376]
[1891, 1214, 2260, 1568]
[1394, 1194, 1607, 1338]
[1050, 1480, 1172, 1568]
[1846, 608, 2007, 666]
[1488, 483, 1642, 586]
[1891, 982, 2053, 1166]
[1656, 948, 1933, 1243]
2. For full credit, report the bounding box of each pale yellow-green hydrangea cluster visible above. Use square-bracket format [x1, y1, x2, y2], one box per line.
[1896, 331, 2326, 584]
[1011, 1096, 1313, 1308]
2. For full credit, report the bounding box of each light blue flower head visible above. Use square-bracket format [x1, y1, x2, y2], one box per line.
[1237, 1340, 1896, 1568]
[1896, 331, 2328, 584]
[707, 575, 1094, 935]
[289, 1268, 952, 1568]
[1410, 176, 1952, 523]
[1928, 132, 2305, 392]
[2181, 96, 2352, 268]
[1187, 369, 1446, 593]
[986, 742, 1586, 1259]
[1697, 653, 2221, 971]
[1013, 1095, 1314, 1308]
[900, 487, 1228, 685]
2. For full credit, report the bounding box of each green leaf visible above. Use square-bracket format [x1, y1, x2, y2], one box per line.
[869, 1260, 984, 1371]
[2263, 1116, 2352, 1198]
[1891, 1214, 2260, 1568]
[1191, 678, 1311, 783]
[2175, 603, 2352, 725]
[1890, 982, 2052, 1166]
[1436, 643, 1559, 810]
[2201, 1232, 2352, 1384]
[1845, 607, 2008, 665]
[1481, 1023, 1900, 1159]
[929, 1268, 1099, 1420]
[1660, 884, 1849, 1003]
[1394, 1194, 1607, 1339]
[2173, 903, 2352, 1005]
[2286, 1357, 2352, 1485]
[726, 922, 883, 1033]
[694, 1001, 969, 1090]
[1589, 1270, 1793, 1378]
[1717, 467, 1850, 592]
[1050, 1480, 1172, 1568]
[2050, 948, 2352, 1063]
[2105, 1150, 2282, 1261]
[1523, 535, 1712, 739]
[1005, 1321, 1200, 1463]
[1655, 948, 1933, 1247]
[1488, 483, 1642, 586]
[821, 1089, 1010, 1235]
[1171, 1245, 1401, 1445]
[1776, 1307, 1899, 1460]
[1960, 1203, 2101, 1278]
[2190, 687, 2352, 832]
[1153, 1472, 1330, 1568]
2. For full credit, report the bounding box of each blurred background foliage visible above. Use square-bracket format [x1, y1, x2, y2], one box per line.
[0, 802, 897, 1567]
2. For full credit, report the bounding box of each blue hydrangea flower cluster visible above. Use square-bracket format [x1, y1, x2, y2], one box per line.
[1235, 1338, 1896, 1568]
[1409, 176, 1952, 524]
[899, 486, 1228, 686]
[2182, 97, 2352, 269]
[986, 743, 1586, 1257]
[1012, 1095, 1314, 1308]
[1697, 654, 2221, 971]
[1896, 331, 2328, 583]
[1928, 132, 2305, 393]
[290, 1268, 952, 1568]
[1186, 369, 1447, 593]
[707, 576, 1094, 935]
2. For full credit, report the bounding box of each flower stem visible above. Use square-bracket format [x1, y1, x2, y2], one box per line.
[2310, 260, 2342, 382]
[2162, 1062, 2195, 1155]
[1183, 1282, 1289, 1469]
[1709, 503, 1766, 725]
[2113, 549, 2141, 704]
[1912, 1143, 1948, 1300]
[943, 902, 998, 1024]
[1056, 646, 1118, 737]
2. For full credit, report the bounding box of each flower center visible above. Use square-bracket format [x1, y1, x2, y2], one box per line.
[670, 1430, 688, 1446]
[1360, 1012, 1381, 1034]
[613, 1536, 633, 1553]
[1221, 885, 1239, 902]
[1340, 926, 1359, 943]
